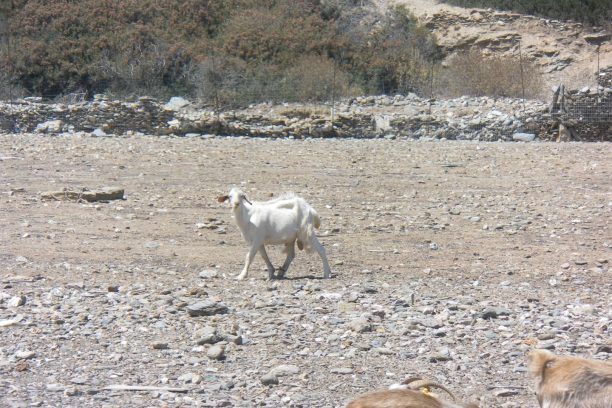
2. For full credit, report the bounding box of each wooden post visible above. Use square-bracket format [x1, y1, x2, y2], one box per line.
[550, 85, 560, 113]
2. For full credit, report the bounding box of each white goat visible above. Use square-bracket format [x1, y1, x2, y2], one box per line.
[218, 188, 331, 280]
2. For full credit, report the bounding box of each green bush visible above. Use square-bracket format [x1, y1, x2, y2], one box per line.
[1, 0, 440, 103]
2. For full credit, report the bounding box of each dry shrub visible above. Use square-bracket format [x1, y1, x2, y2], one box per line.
[275, 105, 331, 119]
[436, 49, 544, 99]
[280, 54, 360, 102]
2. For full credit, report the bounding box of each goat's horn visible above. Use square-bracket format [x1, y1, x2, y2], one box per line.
[408, 380, 456, 401]
[401, 376, 424, 385]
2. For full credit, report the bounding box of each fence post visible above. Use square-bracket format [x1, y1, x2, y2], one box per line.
[331, 60, 336, 128]
[518, 40, 526, 113]
[5, 0, 14, 108]
[596, 45, 600, 96]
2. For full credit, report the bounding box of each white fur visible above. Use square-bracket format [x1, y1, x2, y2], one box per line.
[222, 188, 331, 280]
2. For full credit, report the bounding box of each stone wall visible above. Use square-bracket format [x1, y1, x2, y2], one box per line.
[549, 83, 612, 141]
[0, 92, 607, 141]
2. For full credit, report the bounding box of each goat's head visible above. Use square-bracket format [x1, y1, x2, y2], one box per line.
[527, 349, 612, 408]
[218, 188, 251, 209]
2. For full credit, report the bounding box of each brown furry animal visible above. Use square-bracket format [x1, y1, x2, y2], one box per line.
[528, 349, 612, 408]
[346, 378, 479, 408]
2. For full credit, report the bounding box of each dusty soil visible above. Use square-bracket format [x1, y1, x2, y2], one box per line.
[0, 134, 610, 407]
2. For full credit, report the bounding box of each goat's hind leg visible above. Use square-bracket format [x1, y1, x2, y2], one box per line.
[277, 241, 296, 279]
[258, 245, 276, 280]
[310, 236, 331, 279]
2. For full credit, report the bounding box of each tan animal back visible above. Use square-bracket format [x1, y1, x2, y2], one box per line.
[528, 349, 612, 408]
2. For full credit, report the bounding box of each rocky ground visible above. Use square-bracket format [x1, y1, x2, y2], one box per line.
[0, 133, 610, 407]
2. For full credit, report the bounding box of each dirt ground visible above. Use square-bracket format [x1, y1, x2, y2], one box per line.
[0, 134, 610, 407]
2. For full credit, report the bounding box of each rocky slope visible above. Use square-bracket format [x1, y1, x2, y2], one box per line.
[385, 0, 611, 91]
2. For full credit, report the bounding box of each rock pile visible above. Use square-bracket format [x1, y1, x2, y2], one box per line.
[548, 84, 612, 141]
[0, 95, 174, 136]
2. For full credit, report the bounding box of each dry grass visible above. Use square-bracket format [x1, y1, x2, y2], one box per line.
[435, 49, 545, 99]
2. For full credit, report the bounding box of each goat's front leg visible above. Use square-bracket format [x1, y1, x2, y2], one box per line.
[277, 241, 296, 279]
[258, 245, 276, 280]
[236, 245, 259, 280]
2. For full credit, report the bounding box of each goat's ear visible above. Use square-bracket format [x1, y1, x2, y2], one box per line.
[217, 195, 229, 203]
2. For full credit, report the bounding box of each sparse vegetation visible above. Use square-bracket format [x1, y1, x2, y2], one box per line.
[440, 0, 612, 26]
[436, 50, 544, 99]
[0, 0, 439, 105]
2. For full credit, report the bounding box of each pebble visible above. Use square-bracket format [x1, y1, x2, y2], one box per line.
[199, 270, 218, 279]
[152, 342, 169, 350]
[7, 295, 26, 307]
[331, 367, 354, 374]
[269, 364, 300, 377]
[429, 347, 452, 362]
[207, 345, 225, 360]
[14, 351, 36, 360]
[186, 301, 229, 317]
[261, 373, 279, 385]
[349, 317, 372, 333]
[494, 388, 520, 397]
[481, 307, 510, 319]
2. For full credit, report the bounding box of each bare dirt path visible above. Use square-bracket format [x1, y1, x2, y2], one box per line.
[1, 134, 610, 407]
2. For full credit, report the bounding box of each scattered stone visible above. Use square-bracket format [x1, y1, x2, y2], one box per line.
[198, 270, 218, 279]
[331, 367, 354, 374]
[165, 97, 191, 111]
[14, 351, 36, 360]
[494, 388, 520, 397]
[512, 133, 536, 142]
[7, 295, 26, 307]
[35, 120, 63, 134]
[349, 317, 372, 333]
[91, 128, 107, 137]
[269, 364, 300, 377]
[41, 187, 124, 202]
[261, 373, 279, 385]
[194, 326, 221, 345]
[186, 301, 229, 317]
[429, 347, 452, 362]
[481, 307, 510, 320]
[152, 342, 169, 350]
[207, 345, 225, 360]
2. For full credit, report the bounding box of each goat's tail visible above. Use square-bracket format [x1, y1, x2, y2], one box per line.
[298, 207, 321, 252]
[312, 210, 321, 229]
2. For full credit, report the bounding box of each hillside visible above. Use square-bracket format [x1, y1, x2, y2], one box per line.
[384, 0, 611, 92]
[1, 0, 610, 102]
